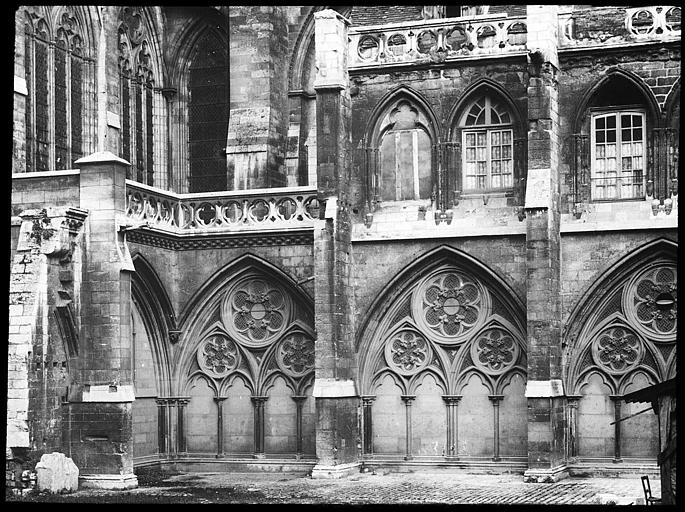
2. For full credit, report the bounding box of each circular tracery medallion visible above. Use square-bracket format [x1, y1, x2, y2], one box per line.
[384, 330, 431, 376]
[223, 279, 289, 345]
[277, 333, 315, 377]
[591, 326, 644, 374]
[412, 271, 488, 343]
[197, 334, 239, 378]
[470, 328, 519, 374]
[624, 264, 677, 341]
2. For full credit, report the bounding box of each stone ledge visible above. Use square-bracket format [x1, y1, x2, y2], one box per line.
[523, 464, 569, 483]
[312, 378, 357, 398]
[79, 473, 138, 490]
[311, 461, 361, 479]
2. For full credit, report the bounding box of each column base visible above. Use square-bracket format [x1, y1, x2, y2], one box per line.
[523, 465, 569, 483]
[79, 473, 138, 490]
[252, 453, 266, 459]
[311, 461, 361, 479]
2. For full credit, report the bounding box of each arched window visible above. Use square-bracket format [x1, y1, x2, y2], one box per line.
[23, 8, 91, 172]
[458, 95, 514, 192]
[375, 99, 435, 202]
[572, 71, 669, 204]
[118, 7, 163, 187]
[188, 30, 229, 193]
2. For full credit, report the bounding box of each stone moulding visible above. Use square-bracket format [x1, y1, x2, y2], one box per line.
[125, 228, 314, 250]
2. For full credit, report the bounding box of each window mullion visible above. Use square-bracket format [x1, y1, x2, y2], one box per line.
[66, 46, 72, 168]
[48, 40, 56, 171]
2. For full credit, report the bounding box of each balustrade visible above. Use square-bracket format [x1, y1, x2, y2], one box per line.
[349, 14, 527, 69]
[559, 6, 680, 47]
[125, 181, 320, 233]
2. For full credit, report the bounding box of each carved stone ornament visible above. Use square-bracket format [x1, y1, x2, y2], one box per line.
[277, 333, 314, 377]
[197, 334, 239, 378]
[625, 264, 677, 339]
[224, 279, 289, 345]
[412, 271, 487, 343]
[384, 330, 431, 376]
[471, 328, 519, 374]
[592, 326, 644, 375]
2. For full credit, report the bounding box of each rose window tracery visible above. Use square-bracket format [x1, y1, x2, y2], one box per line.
[197, 334, 239, 378]
[471, 328, 519, 374]
[384, 331, 431, 375]
[225, 279, 288, 344]
[592, 326, 644, 374]
[277, 333, 314, 377]
[413, 271, 486, 342]
[628, 265, 677, 337]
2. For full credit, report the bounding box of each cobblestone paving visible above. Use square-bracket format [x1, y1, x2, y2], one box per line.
[10, 470, 660, 504]
[134, 471, 657, 504]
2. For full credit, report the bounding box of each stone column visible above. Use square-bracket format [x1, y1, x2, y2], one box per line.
[292, 396, 307, 459]
[227, 6, 289, 189]
[610, 396, 623, 463]
[161, 88, 177, 192]
[361, 396, 376, 455]
[214, 396, 227, 458]
[71, 151, 137, 490]
[251, 396, 268, 458]
[155, 398, 168, 455]
[401, 395, 416, 461]
[442, 395, 462, 459]
[489, 395, 504, 462]
[566, 395, 581, 462]
[176, 398, 189, 454]
[522, 5, 568, 484]
[311, 9, 360, 480]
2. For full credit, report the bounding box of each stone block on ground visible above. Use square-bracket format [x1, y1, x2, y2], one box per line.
[35, 452, 79, 494]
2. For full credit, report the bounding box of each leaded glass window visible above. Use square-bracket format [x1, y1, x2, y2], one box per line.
[461, 95, 514, 191]
[591, 111, 645, 200]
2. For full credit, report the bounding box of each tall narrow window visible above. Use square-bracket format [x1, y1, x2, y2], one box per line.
[591, 111, 645, 200]
[189, 30, 229, 193]
[460, 95, 513, 191]
[22, 9, 89, 173]
[377, 100, 433, 201]
[118, 8, 160, 187]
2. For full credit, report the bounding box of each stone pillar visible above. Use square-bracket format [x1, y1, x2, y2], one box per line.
[176, 398, 189, 454]
[610, 396, 623, 463]
[292, 396, 307, 459]
[311, 9, 360, 480]
[215, 396, 227, 458]
[227, 6, 289, 189]
[566, 395, 581, 462]
[489, 395, 504, 461]
[251, 396, 268, 458]
[361, 396, 376, 455]
[401, 395, 416, 461]
[70, 151, 137, 490]
[155, 398, 168, 455]
[523, 6, 568, 484]
[442, 395, 462, 459]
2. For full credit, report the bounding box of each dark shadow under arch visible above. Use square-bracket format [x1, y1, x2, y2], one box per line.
[572, 67, 662, 133]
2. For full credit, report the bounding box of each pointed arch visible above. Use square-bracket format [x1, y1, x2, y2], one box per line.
[173, 253, 314, 395]
[563, 237, 677, 395]
[365, 85, 440, 146]
[131, 253, 175, 396]
[357, 245, 526, 396]
[663, 77, 680, 128]
[572, 67, 662, 133]
[564, 237, 677, 349]
[446, 77, 526, 141]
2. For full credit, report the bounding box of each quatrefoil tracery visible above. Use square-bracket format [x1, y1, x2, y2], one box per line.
[624, 264, 677, 341]
[223, 279, 290, 347]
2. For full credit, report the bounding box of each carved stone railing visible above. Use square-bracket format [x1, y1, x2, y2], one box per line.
[125, 181, 320, 234]
[559, 6, 681, 48]
[348, 14, 527, 70]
